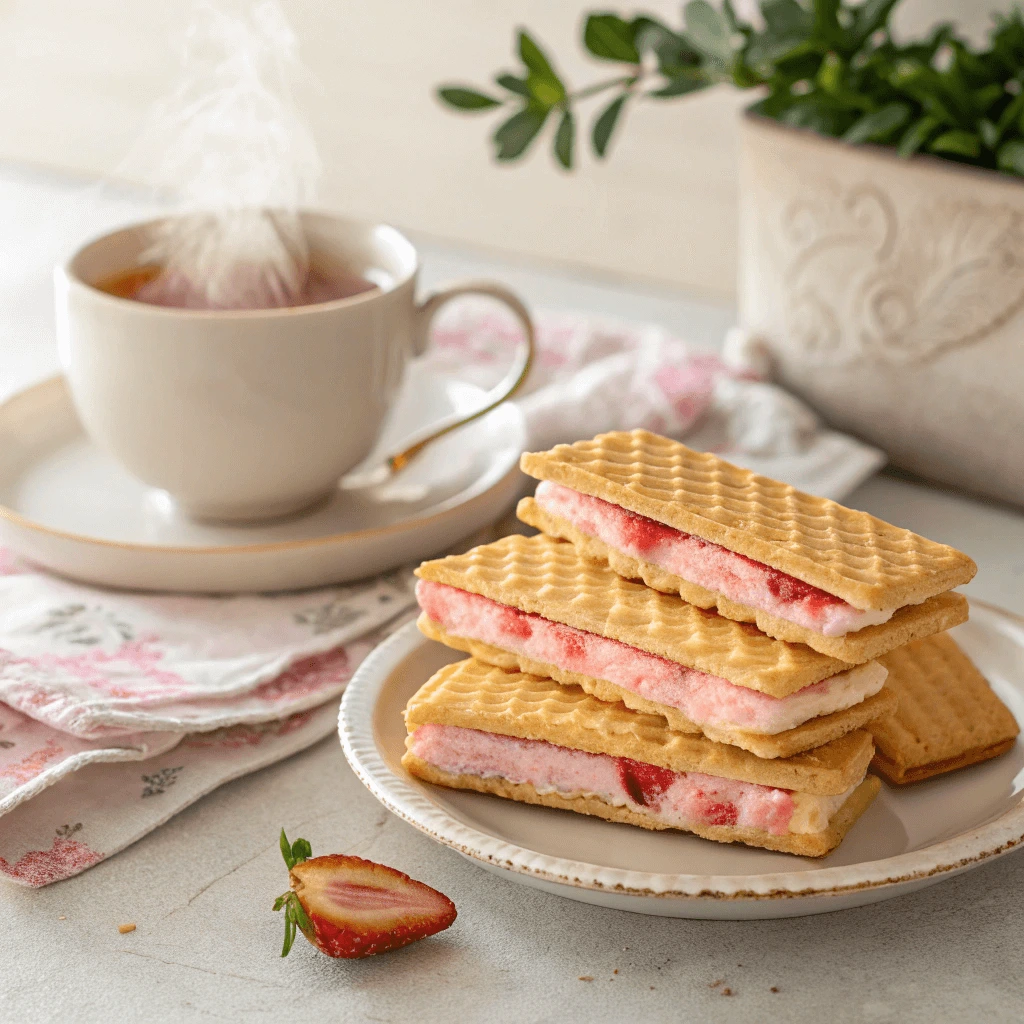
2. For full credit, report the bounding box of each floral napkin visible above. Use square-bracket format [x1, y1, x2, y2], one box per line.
[0, 305, 885, 887]
[0, 549, 419, 885]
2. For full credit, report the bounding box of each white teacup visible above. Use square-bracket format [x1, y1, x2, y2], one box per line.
[55, 213, 534, 523]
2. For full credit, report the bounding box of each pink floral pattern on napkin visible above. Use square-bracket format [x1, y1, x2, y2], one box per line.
[0, 567, 416, 737]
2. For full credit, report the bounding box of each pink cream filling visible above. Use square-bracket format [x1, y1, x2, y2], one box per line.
[416, 581, 886, 735]
[410, 723, 798, 835]
[534, 481, 894, 637]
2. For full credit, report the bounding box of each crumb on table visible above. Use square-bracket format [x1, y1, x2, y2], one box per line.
[578, 976, 593, 982]
[117, 923, 136, 935]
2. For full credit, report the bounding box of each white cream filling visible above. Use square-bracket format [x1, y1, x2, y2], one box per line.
[791, 783, 861, 833]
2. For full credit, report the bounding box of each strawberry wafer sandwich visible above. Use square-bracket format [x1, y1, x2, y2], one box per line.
[401, 430, 982, 856]
[517, 430, 975, 662]
[403, 658, 879, 857]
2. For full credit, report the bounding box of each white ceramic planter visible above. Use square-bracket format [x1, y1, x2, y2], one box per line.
[739, 113, 1024, 507]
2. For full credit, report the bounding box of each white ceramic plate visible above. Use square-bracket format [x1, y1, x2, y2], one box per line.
[0, 364, 525, 592]
[339, 604, 1024, 919]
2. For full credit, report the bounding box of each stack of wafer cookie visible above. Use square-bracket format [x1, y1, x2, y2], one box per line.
[402, 430, 1018, 857]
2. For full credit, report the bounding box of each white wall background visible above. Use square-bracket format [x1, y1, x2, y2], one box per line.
[0, 0, 1005, 299]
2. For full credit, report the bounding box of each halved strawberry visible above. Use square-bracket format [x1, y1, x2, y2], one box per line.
[273, 830, 456, 958]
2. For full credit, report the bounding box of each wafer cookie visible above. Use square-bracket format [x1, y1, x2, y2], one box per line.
[404, 658, 874, 794]
[418, 613, 897, 759]
[519, 430, 976, 611]
[403, 659, 880, 856]
[518, 494, 969, 662]
[869, 634, 1019, 784]
[415, 534, 853, 697]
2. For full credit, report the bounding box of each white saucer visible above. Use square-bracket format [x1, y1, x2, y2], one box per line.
[339, 605, 1024, 920]
[0, 365, 526, 592]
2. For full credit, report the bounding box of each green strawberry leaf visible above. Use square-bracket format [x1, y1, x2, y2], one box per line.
[289, 893, 313, 935]
[290, 838, 312, 866]
[281, 909, 296, 958]
[279, 828, 294, 870]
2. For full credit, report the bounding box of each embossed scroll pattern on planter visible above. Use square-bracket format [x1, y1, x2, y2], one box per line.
[772, 178, 1024, 365]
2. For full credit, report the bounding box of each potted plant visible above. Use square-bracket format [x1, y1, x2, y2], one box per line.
[438, 1, 1024, 506]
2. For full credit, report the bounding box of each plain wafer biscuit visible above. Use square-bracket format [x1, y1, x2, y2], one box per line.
[518, 495, 969, 662]
[415, 534, 853, 698]
[403, 658, 875, 794]
[519, 430, 976, 611]
[869, 633, 1019, 784]
[403, 756, 880, 857]
[418, 613, 897, 759]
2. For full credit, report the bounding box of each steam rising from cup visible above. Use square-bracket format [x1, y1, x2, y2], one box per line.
[122, 0, 320, 309]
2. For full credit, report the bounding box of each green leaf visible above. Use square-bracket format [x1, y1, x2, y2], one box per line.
[761, 0, 813, 40]
[816, 52, 843, 94]
[514, 33, 566, 109]
[897, 115, 940, 157]
[279, 829, 294, 870]
[851, 0, 900, 45]
[997, 140, 1024, 175]
[997, 91, 1024, 134]
[496, 73, 530, 96]
[272, 893, 289, 912]
[289, 893, 312, 934]
[811, 0, 843, 47]
[842, 102, 911, 144]
[684, 0, 734, 64]
[281, 909, 296, 957]
[634, 18, 705, 80]
[519, 30, 559, 83]
[929, 129, 981, 158]
[290, 838, 312, 866]
[973, 83, 1004, 113]
[493, 107, 548, 161]
[979, 118, 1000, 150]
[649, 71, 712, 98]
[529, 77, 566, 108]
[437, 87, 501, 111]
[554, 108, 574, 169]
[592, 94, 628, 157]
[584, 14, 640, 63]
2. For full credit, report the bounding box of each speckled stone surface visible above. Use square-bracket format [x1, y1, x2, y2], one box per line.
[3, 167, 1024, 1024]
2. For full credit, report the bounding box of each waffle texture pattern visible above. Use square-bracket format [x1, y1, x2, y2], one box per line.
[418, 613, 897, 760]
[415, 534, 852, 698]
[518, 495, 969, 662]
[870, 634, 1019, 784]
[519, 430, 976, 610]
[403, 658, 874, 794]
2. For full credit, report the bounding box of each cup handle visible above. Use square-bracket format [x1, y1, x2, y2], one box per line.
[384, 280, 536, 473]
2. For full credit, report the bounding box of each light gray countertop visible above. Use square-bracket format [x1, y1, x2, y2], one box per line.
[3, 166, 1024, 1024]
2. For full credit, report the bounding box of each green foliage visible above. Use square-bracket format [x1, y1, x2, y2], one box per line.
[275, 829, 314, 957]
[435, 1, 1024, 177]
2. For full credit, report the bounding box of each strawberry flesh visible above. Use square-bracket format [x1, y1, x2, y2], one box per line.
[289, 854, 456, 958]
